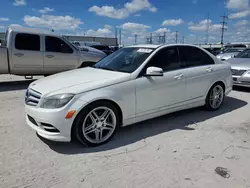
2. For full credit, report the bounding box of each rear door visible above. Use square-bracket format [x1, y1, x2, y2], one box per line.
[43, 36, 78, 74]
[11, 33, 43, 75]
[178, 46, 216, 101]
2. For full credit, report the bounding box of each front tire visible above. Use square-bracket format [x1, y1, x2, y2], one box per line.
[75, 101, 119, 147]
[205, 84, 225, 111]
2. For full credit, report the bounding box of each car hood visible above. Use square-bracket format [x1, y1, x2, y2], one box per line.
[79, 46, 106, 55]
[29, 67, 131, 96]
[226, 58, 250, 70]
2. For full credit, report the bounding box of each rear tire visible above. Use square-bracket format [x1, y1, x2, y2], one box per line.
[74, 101, 119, 147]
[204, 83, 225, 111]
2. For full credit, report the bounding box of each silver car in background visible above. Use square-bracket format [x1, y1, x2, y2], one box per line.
[216, 48, 245, 61]
[227, 48, 250, 87]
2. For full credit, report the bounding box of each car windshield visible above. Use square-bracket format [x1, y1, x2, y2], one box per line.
[224, 48, 244, 53]
[235, 49, 250, 58]
[93, 47, 154, 73]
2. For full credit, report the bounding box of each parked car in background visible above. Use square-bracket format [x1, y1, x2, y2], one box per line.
[0, 27, 106, 76]
[216, 48, 245, 61]
[71, 42, 106, 55]
[72, 41, 101, 47]
[25, 44, 232, 146]
[227, 48, 250, 87]
[90, 44, 114, 55]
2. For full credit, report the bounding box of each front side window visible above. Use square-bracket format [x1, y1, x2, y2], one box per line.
[45, 36, 73, 53]
[145, 47, 181, 72]
[94, 47, 154, 73]
[15, 33, 40, 51]
[179, 46, 214, 67]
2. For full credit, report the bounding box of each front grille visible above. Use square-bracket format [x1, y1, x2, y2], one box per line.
[25, 89, 41, 106]
[231, 69, 247, 76]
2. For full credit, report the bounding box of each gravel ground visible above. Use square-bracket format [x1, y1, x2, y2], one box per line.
[0, 75, 250, 188]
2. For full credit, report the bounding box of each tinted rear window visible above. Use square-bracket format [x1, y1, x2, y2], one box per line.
[15, 33, 40, 51]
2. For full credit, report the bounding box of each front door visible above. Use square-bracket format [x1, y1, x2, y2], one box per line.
[43, 36, 78, 74]
[11, 33, 43, 75]
[135, 46, 186, 115]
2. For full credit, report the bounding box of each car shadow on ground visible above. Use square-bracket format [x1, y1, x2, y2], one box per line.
[0, 80, 35, 92]
[233, 86, 250, 93]
[40, 96, 248, 154]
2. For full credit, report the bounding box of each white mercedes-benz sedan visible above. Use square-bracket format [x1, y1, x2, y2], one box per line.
[25, 44, 232, 146]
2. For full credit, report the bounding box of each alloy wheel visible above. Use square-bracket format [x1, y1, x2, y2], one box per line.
[209, 85, 224, 109]
[82, 106, 117, 144]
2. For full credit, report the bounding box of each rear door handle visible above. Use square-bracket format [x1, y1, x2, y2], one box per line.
[174, 73, 183, 80]
[46, 55, 54, 58]
[206, 67, 213, 72]
[14, 53, 24, 57]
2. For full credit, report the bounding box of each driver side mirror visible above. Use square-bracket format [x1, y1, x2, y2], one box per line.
[145, 66, 163, 77]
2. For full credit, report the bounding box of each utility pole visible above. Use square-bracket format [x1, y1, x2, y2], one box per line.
[115, 27, 118, 46]
[182, 36, 185, 44]
[119, 28, 122, 46]
[220, 14, 228, 45]
[134, 34, 137, 45]
[163, 32, 166, 44]
[150, 33, 152, 44]
[175, 31, 178, 44]
[205, 13, 210, 44]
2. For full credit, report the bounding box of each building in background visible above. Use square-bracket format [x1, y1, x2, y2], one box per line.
[63, 35, 118, 46]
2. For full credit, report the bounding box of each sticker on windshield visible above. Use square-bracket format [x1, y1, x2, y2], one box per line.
[137, 48, 153, 53]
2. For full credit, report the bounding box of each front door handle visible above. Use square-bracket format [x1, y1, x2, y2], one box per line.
[46, 55, 54, 58]
[206, 67, 213, 72]
[174, 73, 183, 80]
[14, 53, 24, 57]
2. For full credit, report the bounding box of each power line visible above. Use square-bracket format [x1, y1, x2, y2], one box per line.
[220, 14, 228, 45]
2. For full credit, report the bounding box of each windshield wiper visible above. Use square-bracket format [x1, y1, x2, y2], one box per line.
[94, 66, 114, 71]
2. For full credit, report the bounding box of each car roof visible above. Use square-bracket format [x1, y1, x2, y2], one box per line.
[8, 26, 59, 37]
[125, 44, 205, 49]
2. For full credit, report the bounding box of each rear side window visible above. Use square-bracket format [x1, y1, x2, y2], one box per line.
[179, 46, 214, 67]
[15, 33, 40, 51]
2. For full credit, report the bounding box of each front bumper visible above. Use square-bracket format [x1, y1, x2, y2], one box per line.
[25, 98, 88, 142]
[25, 105, 74, 142]
[232, 75, 250, 88]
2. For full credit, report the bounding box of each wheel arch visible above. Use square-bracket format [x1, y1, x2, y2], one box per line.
[209, 80, 226, 92]
[205, 80, 226, 99]
[70, 98, 123, 140]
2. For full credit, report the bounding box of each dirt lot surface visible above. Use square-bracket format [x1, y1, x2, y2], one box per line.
[0, 75, 250, 188]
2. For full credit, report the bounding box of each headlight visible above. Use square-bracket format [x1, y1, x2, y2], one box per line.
[40, 93, 75, 109]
